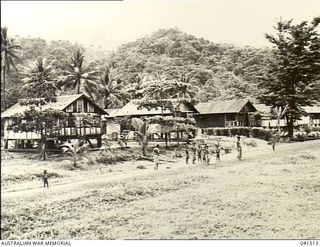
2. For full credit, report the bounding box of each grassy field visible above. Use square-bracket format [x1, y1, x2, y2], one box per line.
[1, 139, 320, 239]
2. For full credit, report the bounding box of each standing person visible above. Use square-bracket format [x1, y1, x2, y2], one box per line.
[271, 140, 275, 151]
[190, 143, 197, 164]
[270, 136, 276, 151]
[153, 144, 160, 170]
[185, 145, 190, 164]
[215, 144, 221, 162]
[236, 136, 242, 161]
[204, 144, 210, 165]
[197, 144, 203, 163]
[43, 170, 49, 188]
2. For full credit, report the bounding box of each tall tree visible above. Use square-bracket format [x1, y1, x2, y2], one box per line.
[60, 49, 99, 98]
[19, 57, 58, 101]
[1, 27, 22, 110]
[258, 17, 320, 139]
[14, 57, 63, 160]
[127, 117, 151, 156]
[137, 72, 197, 147]
[97, 66, 130, 108]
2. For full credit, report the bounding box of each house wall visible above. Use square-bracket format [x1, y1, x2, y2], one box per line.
[105, 121, 121, 140]
[309, 113, 320, 127]
[197, 113, 257, 128]
[260, 118, 287, 128]
[3, 96, 105, 146]
[61, 112, 102, 138]
[196, 101, 259, 128]
[4, 119, 41, 140]
[297, 114, 320, 127]
[196, 114, 227, 128]
[260, 113, 320, 129]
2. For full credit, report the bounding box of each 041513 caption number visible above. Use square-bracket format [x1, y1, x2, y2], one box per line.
[300, 241, 319, 246]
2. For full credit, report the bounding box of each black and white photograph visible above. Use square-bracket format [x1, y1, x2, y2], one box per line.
[1, 0, 320, 242]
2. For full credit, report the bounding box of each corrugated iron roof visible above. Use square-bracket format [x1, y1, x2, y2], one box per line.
[104, 109, 120, 117]
[254, 104, 272, 114]
[195, 99, 252, 114]
[1, 94, 107, 118]
[114, 101, 172, 117]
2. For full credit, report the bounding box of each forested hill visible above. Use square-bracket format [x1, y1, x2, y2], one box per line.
[109, 28, 272, 102]
[4, 28, 272, 108]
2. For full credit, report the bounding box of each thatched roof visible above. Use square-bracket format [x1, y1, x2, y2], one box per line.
[195, 99, 255, 114]
[2, 94, 107, 118]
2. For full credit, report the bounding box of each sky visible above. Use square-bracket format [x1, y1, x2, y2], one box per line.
[1, 0, 319, 50]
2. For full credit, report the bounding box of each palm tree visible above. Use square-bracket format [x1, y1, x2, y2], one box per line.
[128, 118, 151, 156]
[59, 140, 90, 167]
[19, 57, 58, 101]
[60, 49, 99, 98]
[127, 72, 148, 99]
[1, 27, 22, 109]
[140, 72, 168, 100]
[97, 66, 130, 109]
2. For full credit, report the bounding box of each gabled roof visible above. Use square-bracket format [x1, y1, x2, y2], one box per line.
[195, 99, 255, 114]
[113, 100, 199, 117]
[1, 94, 107, 118]
[104, 109, 120, 118]
[254, 104, 272, 114]
[113, 101, 172, 117]
[174, 101, 199, 113]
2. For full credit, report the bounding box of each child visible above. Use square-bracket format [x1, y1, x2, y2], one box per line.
[153, 144, 160, 170]
[197, 145, 203, 163]
[236, 136, 242, 161]
[185, 146, 190, 164]
[203, 144, 210, 165]
[43, 170, 49, 188]
[216, 144, 221, 162]
[190, 143, 197, 164]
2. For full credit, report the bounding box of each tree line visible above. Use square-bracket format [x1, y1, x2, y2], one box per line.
[1, 16, 320, 142]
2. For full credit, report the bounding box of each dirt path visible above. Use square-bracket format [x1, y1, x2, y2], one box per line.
[2, 140, 320, 239]
[3, 140, 319, 199]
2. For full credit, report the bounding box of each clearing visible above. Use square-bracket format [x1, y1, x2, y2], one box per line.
[1, 139, 320, 239]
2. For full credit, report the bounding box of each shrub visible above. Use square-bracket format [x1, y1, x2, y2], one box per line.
[96, 153, 141, 164]
[250, 128, 273, 141]
[222, 128, 230, 137]
[203, 127, 273, 141]
[298, 152, 316, 160]
[240, 128, 250, 137]
[230, 128, 238, 136]
[293, 133, 307, 142]
[243, 139, 257, 147]
[137, 165, 146, 169]
[216, 129, 222, 136]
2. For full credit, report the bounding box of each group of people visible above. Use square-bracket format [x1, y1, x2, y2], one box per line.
[185, 142, 221, 165]
[43, 137, 242, 187]
[153, 136, 243, 170]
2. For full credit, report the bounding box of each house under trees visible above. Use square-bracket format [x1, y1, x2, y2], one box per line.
[194, 99, 259, 128]
[2, 96, 320, 150]
[1, 94, 107, 150]
[105, 100, 199, 142]
[254, 103, 320, 130]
